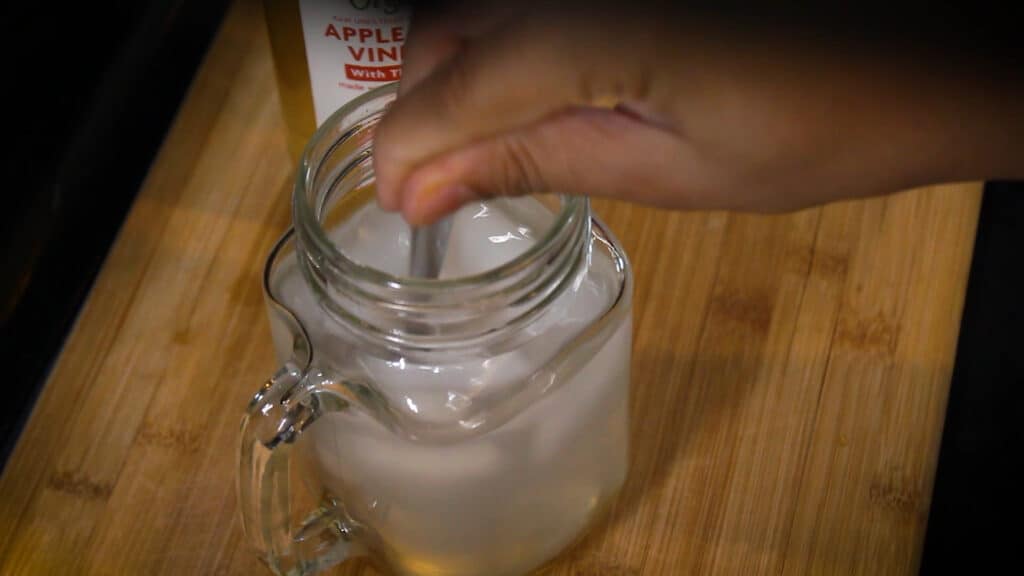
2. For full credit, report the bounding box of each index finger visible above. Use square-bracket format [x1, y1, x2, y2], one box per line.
[399, 0, 522, 95]
[374, 10, 650, 210]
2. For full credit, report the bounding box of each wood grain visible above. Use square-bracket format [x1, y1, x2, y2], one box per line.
[0, 1, 981, 574]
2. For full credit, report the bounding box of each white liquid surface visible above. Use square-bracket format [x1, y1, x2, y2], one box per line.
[271, 198, 630, 576]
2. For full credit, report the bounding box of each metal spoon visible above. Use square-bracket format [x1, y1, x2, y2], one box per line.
[408, 217, 453, 279]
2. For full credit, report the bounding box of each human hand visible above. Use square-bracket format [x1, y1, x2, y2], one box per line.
[374, 1, 1023, 225]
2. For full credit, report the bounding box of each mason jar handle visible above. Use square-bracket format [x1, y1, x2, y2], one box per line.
[238, 362, 356, 576]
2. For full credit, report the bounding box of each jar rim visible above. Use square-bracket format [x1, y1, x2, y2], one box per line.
[293, 82, 587, 293]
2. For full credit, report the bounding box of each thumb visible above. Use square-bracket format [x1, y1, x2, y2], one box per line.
[374, 8, 668, 212]
[397, 106, 696, 225]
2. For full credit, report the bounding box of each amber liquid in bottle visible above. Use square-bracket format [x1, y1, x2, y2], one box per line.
[263, 0, 409, 161]
[264, 0, 318, 160]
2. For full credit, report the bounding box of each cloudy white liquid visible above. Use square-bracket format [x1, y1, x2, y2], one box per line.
[270, 197, 630, 576]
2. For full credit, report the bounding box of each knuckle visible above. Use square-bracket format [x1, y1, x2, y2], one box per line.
[437, 51, 477, 121]
[498, 134, 547, 196]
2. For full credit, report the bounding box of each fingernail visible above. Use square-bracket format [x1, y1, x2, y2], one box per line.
[405, 183, 475, 225]
[376, 192, 393, 211]
[375, 180, 400, 211]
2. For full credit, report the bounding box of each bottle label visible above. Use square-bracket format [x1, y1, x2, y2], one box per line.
[298, 0, 409, 125]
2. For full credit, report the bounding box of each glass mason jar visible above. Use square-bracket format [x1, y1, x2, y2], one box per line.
[239, 83, 633, 576]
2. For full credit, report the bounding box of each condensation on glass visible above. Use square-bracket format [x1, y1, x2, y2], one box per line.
[238, 83, 634, 576]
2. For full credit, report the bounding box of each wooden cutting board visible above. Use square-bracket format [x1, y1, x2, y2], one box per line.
[0, 0, 981, 574]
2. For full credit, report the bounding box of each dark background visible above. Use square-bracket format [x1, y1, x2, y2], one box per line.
[0, 0, 230, 460]
[0, 2, 1019, 572]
